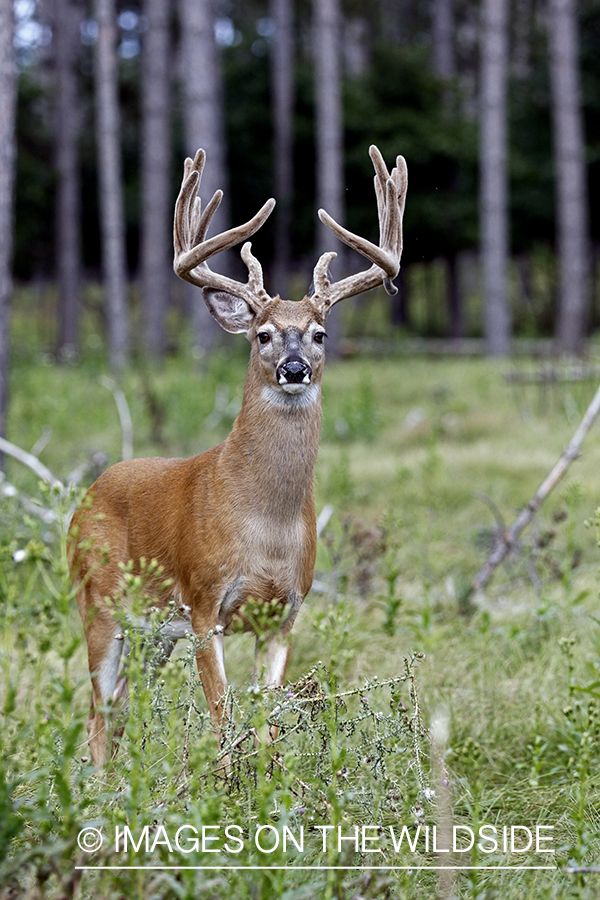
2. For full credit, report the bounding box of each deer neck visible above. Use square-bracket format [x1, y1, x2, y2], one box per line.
[221, 363, 322, 521]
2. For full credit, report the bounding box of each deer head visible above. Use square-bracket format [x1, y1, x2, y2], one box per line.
[173, 145, 408, 381]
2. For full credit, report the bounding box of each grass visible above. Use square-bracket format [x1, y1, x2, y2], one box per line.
[3, 319, 600, 897]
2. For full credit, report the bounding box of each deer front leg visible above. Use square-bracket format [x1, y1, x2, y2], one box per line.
[252, 592, 303, 742]
[192, 613, 230, 768]
[253, 629, 292, 744]
[252, 591, 301, 689]
[253, 631, 292, 689]
[87, 648, 127, 766]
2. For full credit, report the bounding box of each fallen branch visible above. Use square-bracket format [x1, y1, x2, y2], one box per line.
[0, 435, 63, 489]
[471, 380, 600, 597]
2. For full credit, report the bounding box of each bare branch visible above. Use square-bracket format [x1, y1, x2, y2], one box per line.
[471, 380, 600, 597]
[0, 435, 63, 489]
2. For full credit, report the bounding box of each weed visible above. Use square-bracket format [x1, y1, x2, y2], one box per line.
[4, 351, 600, 896]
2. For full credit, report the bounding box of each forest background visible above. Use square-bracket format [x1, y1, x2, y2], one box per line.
[0, 0, 599, 388]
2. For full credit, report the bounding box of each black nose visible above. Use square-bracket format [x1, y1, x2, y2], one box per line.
[277, 359, 312, 384]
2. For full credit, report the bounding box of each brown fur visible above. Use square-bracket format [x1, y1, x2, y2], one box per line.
[69, 298, 325, 766]
[70, 143, 406, 767]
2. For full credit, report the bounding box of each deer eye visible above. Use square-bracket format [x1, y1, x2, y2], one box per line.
[257, 332, 271, 345]
[314, 331, 327, 344]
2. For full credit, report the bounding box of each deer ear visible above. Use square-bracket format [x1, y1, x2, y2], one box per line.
[203, 289, 256, 334]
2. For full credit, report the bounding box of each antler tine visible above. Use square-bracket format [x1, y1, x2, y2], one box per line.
[393, 155, 408, 257]
[241, 242, 269, 300]
[374, 175, 385, 241]
[174, 148, 215, 254]
[369, 144, 390, 188]
[195, 189, 223, 246]
[316, 202, 398, 275]
[381, 176, 400, 253]
[371, 144, 391, 246]
[312, 251, 337, 297]
[173, 169, 198, 258]
[173, 149, 276, 311]
[175, 198, 275, 277]
[183, 147, 204, 183]
[310, 144, 407, 309]
[180, 149, 206, 251]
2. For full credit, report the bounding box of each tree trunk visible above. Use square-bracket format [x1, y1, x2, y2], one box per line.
[378, 0, 402, 45]
[0, 0, 16, 453]
[432, 0, 455, 80]
[513, 0, 534, 79]
[55, 0, 83, 358]
[180, 0, 227, 353]
[447, 253, 464, 338]
[270, 0, 294, 299]
[591, 242, 599, 332]
[431, 1, 462, 339]
[314, 0, 344, 352]
[94, 0, 129, 369]
[480, 0, 511, 356]
[141, 0, 171, 359]
[548, 0, 589, 355]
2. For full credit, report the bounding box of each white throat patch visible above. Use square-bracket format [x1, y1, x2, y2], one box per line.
[261, 384, 320, 409]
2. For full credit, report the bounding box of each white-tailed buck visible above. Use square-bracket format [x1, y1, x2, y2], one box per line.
[69, 145, 407, 767]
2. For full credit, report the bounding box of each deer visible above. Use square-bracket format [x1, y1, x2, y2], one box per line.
[68, 144, 407, 768]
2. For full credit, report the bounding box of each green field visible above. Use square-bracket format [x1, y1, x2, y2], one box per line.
[2, 336, 600, 898]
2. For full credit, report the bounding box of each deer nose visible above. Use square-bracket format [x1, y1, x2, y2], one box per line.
[277, 359, 312, 385]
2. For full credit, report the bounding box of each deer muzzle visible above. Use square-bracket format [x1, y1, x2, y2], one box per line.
[277, 358, 312, 388]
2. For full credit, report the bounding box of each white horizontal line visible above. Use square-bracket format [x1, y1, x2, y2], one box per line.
[75, 865, 557, 871]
